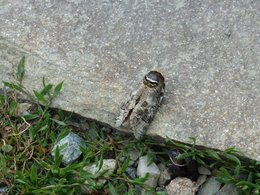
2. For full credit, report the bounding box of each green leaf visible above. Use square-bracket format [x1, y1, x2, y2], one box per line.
[223, 147, 238, 154]
[51, 118, 67, 126]
[146, 150, 154, 166]
[23, 114, 40, 120]
[40, 84, 53, 96]
[36, 105, 44, 115]
[196, 157, 206, 165]
[38, 124, 49, 132]
[33, 90, 48, 105]
[53, 81, 64, 97]
[0, 94, 4, 106]
[247, 172, 253, 182]
[53, 145, 63, 168]
[172, 141, 189, 149]
[29, 126, 38, 140]
[16, 179, 29, 185]
[209, 161, 219, 168]
[56, 129, 70, 142]
[50, 130, 56, 144]
[29, 164, 38, 183]
[117, 155, 130, 174]
[178, 152, 194, 160]
[0, 154, 7, 172]
[88, 122, 100, 139]
[108, 182, 118, 195]
[97, 152, 104, 172]
[3, 81, 25, 93]
[66, 188, 75, 195]
[218, 167, 232, 178]
[9, 100, 18, 115]
[156, 192, 168, 195]
[42, 77, 46, 87]
[130, 173, 149, 185]
[206, 150, 221, 160]
[224, 153, 241, 166]
[16, 56, 25, 82]
[236, 181, 256, 188]
[189, 137, 197, 145]
[234, 165, 241, 177]
[1, 144, 13, 152]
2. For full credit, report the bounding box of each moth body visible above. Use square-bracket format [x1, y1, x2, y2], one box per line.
[115, 71, 165, 140]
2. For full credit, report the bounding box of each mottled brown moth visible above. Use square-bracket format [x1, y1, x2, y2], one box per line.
[115, 71, 165, 139]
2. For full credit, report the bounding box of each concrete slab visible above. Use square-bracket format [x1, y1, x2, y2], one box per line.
[0, 0, 259, 160]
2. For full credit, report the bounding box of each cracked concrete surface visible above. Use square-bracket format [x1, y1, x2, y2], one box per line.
[0, 0, 259, 160]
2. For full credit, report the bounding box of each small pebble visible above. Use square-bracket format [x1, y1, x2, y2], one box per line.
[126, 167, 137, 179]
[158, 169, 171, 186]
[216, 183, 241, 195]
[16, 102, 32, 116]
[197, 177, 221, 195]
[137, 155, 161, 188]
[84, 159, 117, 185]
[51, 132, 86, 165]
[198, 166, 211, 175]
[166, 177, 198, 195]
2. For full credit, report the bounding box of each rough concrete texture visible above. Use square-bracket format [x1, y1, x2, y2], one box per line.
[0, 1, 259, 160]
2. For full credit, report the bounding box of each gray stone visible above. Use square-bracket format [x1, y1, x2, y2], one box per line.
[125, 166, 137, 179]
[119, 150, 139, 166]
[83, 159, 117, 186]
[16, 102, 32, 116]
[216, 183, 241, 195]
[0, 1, 259, 160]
[158, 169, 171, 186]
[196, 175, 208, 187]
[129, 150, 139, 162]
[198, 166, 211, 175]
[51, 132, 86, 165]
[119, 156, 126, 163]
[128, 150, 139, 166]
[157, 163, 167, 172]
[134, 185, 143, 195]
[137, 155, 161, 188]
[157, 163, 171, 186]
[0, 186, 8, 193]
[197, 177, 222, 195]
[156, 186, 167, 195]
[166, 177, 198, 195]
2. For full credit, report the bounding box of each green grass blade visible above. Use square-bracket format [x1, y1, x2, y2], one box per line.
[108, 182, 118, 195]
[224, 153, 241, 166]
[16, 56, 25, 82]
[41, 84, 53, 96]
[33, 90, 48, 105]
[206, 149, 221, 160]
[3, 81, 25, 93]
[53, 81, 64, 97]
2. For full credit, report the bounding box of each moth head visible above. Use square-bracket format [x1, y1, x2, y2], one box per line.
[143, 71, 165, 88]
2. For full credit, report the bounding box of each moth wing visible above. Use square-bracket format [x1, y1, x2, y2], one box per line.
[131, 101, 159, 139]
[115, 83, 144, 127]
[159, 84, 165, 105]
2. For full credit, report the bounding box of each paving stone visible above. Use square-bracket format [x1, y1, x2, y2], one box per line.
[0, 0, 259, 160]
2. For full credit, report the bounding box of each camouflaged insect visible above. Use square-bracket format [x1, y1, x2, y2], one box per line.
[115, 71, 165, 140]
